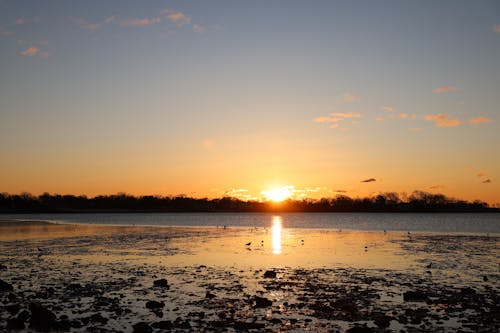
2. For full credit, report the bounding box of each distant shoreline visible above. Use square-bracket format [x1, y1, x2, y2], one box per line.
[1, 192, 498, 214]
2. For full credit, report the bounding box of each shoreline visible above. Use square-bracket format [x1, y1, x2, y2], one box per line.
[1, 220, 499, 332]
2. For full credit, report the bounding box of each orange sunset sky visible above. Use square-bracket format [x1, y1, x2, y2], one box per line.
[1, 1, 499, 205]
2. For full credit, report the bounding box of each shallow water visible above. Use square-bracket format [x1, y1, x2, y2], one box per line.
[0, 222, 499, 332]
[1, 212, 499, 233]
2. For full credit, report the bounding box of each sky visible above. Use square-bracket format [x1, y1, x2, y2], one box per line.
[0, 1, 499, 205]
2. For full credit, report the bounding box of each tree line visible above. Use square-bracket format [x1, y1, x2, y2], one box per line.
[0, 191, 496, 213]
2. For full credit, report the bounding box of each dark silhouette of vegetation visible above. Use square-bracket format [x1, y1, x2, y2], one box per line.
[0, 191, 497, 213]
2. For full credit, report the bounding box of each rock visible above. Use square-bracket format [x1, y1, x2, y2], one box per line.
[153, 278, 169, 288]
[53, 319, 72, 331]
[152, 320, 172, 329]
[146, 300, 165, 309]
[90, 313, 108, 324]
[29, 302, 56, 332]
[205, 291, 216, 299]
[7, 310, 30, 330]
[132, 321, 152, 333]
[234, 321, 266, 329]
[254, 296, 272, 308]
[263, 270, 277, 278]
[403, 290, 427, 302]
[5, 303, 20, 315]
[460, 287, 476, 295]
[67, 283, 82, 290]
[373, 314, 392, 328]
[173, 319, 191, 329]
[0, 279, 13, 292]
[346, 325, 374, 333]
[0, 264, 7, 270]
[18, 309, 30, 322]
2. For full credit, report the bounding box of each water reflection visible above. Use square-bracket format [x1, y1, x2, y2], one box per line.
[272, 216, 282, 254]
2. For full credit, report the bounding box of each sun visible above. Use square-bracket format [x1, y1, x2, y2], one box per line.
[261, 186, 294, 202]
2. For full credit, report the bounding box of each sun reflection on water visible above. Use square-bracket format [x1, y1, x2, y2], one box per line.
[272, 216, 282, 254]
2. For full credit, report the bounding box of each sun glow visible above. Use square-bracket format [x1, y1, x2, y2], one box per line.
[261, 186, 294, 202]
[271, 216, 282, 254]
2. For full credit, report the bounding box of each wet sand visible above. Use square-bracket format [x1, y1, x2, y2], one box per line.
[0, 220, 498, 332]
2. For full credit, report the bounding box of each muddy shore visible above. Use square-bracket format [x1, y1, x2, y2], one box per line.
[0, 221, 498, 332]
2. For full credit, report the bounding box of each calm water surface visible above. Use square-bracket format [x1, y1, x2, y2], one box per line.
[1, 213, 499, 234]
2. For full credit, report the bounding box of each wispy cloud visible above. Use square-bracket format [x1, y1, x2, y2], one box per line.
[381, 106, 396, 112]
[469, 116, 491, 125]
[20, 46, 39, 56]
[122, 17, 161, 27]
[161, 9, 191, 26]
[104, 16, 116, 24]
[19, 46, 48, 58]
[429, 185, 444, 190]
[434, 86, 459, 93]
[331, 112, 362, 118]
[340, 92, 359, 103]
[361, 178, 376, 183]
[395, 113, 416, 119]
[314, 112, 362, 129]
[15, 16, 30, 25]
[193, 24, 206, 33]
[492, 24, 500, 34]
[424, 114, 460, 127]
[70, 16, 116, 30]
[475, 171, 492, 184]
[70, 17, 100, 30]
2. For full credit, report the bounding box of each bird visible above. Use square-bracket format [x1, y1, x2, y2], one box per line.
[245, 242, 251, 246]
[426, 262, 432, 269]
[364, 246, 368, 251]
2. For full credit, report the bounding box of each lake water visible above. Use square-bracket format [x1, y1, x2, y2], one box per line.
[1, 212, 499, 234]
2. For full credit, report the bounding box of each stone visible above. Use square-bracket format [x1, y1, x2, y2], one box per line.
[254, 296, 272, 308]
[132, 322, 152, 333]
[29, 302, 56, 332]
[153, 278, 169, 288]
[0, 279, 13, 292]
[403, 290, 427, 302]
[263, 270, 277, 278]
[346, 325, 374, 333]
[145, 300, 165, 309]
[373, 314, 391, 328]
[152, 320, 172, 329]
[234, 321, 266, 329]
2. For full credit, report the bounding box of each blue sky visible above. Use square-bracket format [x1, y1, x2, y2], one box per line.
[1, 1, 499, 203]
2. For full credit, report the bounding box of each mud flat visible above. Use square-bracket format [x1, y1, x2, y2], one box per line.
[0, 221, 498, 332]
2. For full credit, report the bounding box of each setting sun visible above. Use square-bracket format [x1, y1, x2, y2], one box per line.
[261, 186, 294, 202]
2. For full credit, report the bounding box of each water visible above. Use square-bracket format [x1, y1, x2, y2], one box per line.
[1, 212, 499, 234]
